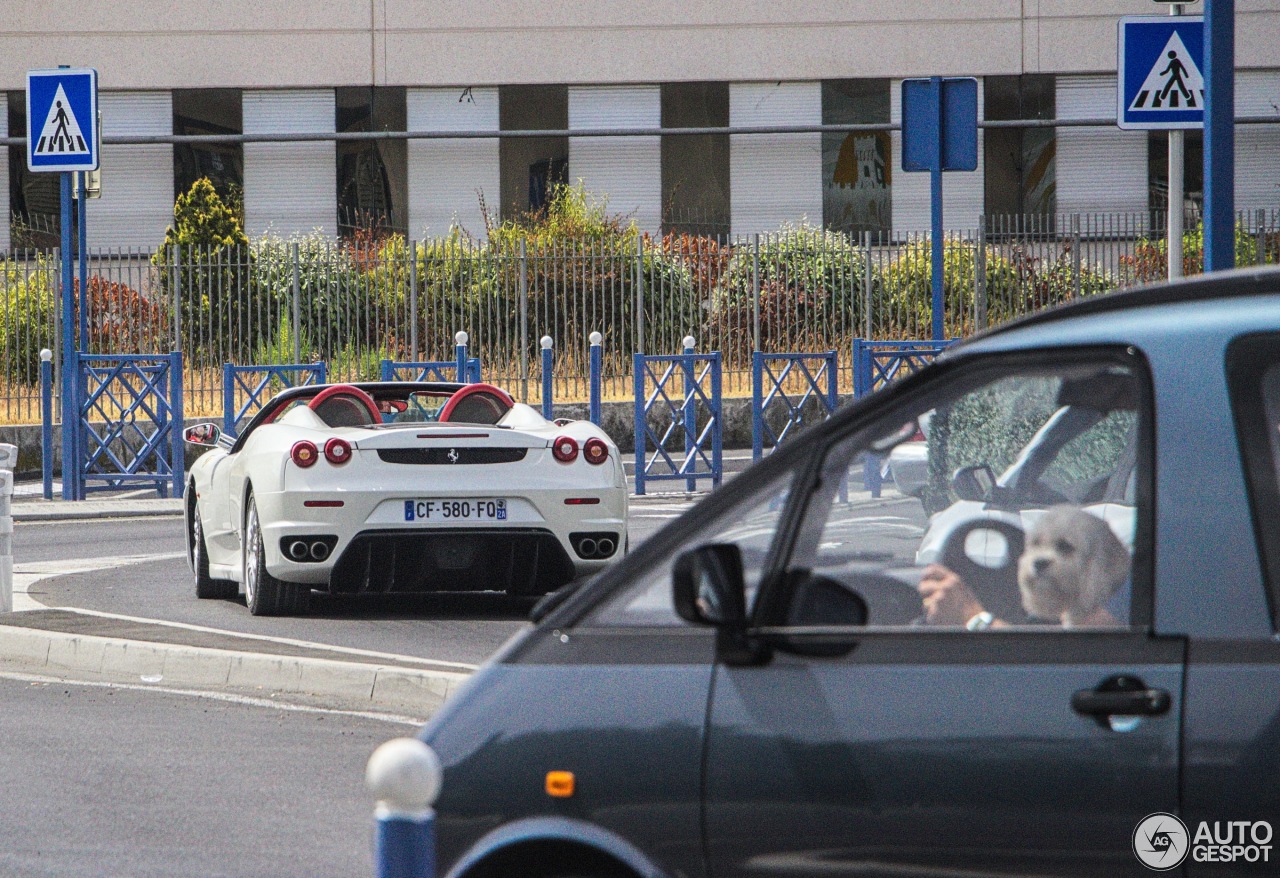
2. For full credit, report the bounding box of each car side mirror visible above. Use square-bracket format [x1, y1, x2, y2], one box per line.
[184, 422, 223, 447]
[951, 464, 996, 502]
[673, 544, 747, 628]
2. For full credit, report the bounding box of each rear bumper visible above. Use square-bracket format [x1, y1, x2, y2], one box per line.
[326, 527, 585, 595]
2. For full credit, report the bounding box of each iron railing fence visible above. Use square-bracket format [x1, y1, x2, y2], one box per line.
[3, 209, 1278, 425]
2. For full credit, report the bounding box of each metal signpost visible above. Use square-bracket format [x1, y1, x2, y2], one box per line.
[1118, 9, 1204, 279]
[901, 77, 978, 341]
[1202, 0, 1234, 272]
[26, 67, 99, 500]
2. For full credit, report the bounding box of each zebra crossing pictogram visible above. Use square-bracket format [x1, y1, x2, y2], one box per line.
[34, 84, 90, 156]
[1127, 31, 1204, 112]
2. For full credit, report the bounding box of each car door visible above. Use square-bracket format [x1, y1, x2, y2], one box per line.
[702, 348, 1185, 877]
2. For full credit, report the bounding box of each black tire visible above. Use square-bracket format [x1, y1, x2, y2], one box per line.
[192, 503, 237, 600]
[243, 493, 311, 616]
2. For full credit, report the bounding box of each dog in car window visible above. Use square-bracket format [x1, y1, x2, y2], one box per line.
[1017, 506, 1130, 628]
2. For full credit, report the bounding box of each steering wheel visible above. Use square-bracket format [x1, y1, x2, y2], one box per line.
[939, 517, 1029, 624]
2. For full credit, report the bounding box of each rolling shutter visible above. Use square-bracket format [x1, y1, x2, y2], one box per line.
[1235, 71, 1280, 216]
[85, 91, 173, 250]
[569, 86, 661, 234]
[889, 78, 985, 235]
[730, 82, 822, 237]
[406, 87, 500, 239]
[1056, 75, 1147, 216]
[243, 90, 336, 238]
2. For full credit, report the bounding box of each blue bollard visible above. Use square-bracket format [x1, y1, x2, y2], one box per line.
[367, 738, 442, 878]
[682, 336, 696, 493]
[41, 350, 54, 500]
[454, 331, 469, 383]
[588, 331, 602, 426]
[541, 336, 554, 420]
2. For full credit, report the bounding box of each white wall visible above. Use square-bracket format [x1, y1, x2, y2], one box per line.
[730, 81, 822, 237]
[243, 89, 335, 238]
[1056, 75, 1148, 217]
[569, 85, 661, 234]
[406, 87, 500, 239]
[890, 78, 986, 234]
[84, 91, 173, 251]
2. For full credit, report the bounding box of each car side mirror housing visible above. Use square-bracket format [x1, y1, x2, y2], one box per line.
[951, 463, 996, 502]
[673, 544, 747, 628]
[184, 422, 223, 447]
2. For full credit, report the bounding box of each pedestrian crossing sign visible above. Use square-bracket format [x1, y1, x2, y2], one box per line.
[26, 67, 99, 172]
[1118, 16, 1204, 130]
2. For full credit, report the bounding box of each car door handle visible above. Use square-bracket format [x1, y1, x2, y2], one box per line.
[1072, 675, 1171, 722]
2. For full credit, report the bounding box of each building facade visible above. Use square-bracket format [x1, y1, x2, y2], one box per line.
[3, 1, 1279, 251]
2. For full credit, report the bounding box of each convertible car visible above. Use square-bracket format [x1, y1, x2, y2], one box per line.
[183, 381, 627, 615]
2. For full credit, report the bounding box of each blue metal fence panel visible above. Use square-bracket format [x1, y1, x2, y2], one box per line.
[73, 352, 184, 499]
[751, 350, 840, 462]
[223, 363, 328, 435]
[852, 338, 957, 397]
[633, 352, 723, 496]
[379, 358, 481, 384]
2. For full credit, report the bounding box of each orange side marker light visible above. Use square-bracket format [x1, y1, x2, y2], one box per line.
[545, 770, 575, 798]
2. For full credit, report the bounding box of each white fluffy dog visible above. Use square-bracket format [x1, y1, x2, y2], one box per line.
[1017, 506, 1130, 627]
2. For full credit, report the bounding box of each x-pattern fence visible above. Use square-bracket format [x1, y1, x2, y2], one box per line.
[633, 352, 723, 495]
[73, 352, 183, 499]
[378, 358, 482, 384]
[752, 351, 840, 461]
[853, 339, 959, 397]
[222, 363, 327, 434]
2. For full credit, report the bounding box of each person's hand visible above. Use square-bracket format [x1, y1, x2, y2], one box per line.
[917, 564, 987, 626]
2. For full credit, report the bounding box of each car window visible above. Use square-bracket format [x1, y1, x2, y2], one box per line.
[1228, 347, 1280, 631]
[782, 356, 1146, 631]
[586, 470, 796, 626]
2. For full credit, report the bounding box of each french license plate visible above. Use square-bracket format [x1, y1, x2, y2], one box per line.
[404, 498, 507, 522]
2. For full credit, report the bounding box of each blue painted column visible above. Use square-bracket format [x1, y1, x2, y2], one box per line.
[41, 350, 54, 500]
[77, 172, 88, 352]
[588, 331, 602, 426]
[540, 336, 554, 420]
[682, 337, 697, 493]
[1203, 0, 1235, 272]
[930, 77, 945, 342]
[454, 331, 469, 383]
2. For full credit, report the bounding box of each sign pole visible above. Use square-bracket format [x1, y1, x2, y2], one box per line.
[931, 161, 944, 341]
[1202, 0, 1234, 272]
[77, 172, 89, 349]
[59, 172, 75, 500]
[1168, 3, 1185, 279]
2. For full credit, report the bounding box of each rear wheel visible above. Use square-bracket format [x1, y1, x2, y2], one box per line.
[243, 493, 311, 616]
[192, 504, 236, 600]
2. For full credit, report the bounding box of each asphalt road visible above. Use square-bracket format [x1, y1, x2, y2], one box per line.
[0, 672, 410, 878]
[13, 496, 703, 666]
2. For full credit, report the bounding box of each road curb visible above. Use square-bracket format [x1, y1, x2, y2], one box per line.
[13, 506, 185, 522]
[0, 623, 469, 718]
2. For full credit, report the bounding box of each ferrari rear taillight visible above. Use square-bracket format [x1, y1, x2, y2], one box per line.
[583, 438, 609, 465]
[324, 438, 352, 465]
[552, 436, 579, 463]
[291, 440, 319, 468]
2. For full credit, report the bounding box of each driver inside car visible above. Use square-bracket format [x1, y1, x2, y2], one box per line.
[917, 504, 1132, 629]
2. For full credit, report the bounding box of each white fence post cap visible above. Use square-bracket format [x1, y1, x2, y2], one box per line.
[683, 336, 697, 350]
[366, 738, 442, 813]
[454, 331, 469, 346]
[589, 331, 603, 346]
[541, 336, 554, 349]
[40, 349, 53, 362]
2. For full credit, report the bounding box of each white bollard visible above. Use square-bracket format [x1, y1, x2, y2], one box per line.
[0, 443, 15, 613]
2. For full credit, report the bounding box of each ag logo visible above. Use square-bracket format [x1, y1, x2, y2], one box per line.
[1134, 813, 1189, 870]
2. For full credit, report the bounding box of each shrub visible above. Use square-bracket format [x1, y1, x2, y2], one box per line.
[710, 222, 868, 359]
[989, 247, 1116, 324]
[76, 276, 169, 354]
[153, 178, 251, 364]
[0, 256, 58, 383]
[1123, 221, 1260, 284]
[881, 239, 1020, 338]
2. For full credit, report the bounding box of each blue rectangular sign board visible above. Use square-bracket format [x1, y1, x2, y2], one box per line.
[1118, 16, 1204, 130]
[901, 77, 978, 173]
[26, 67, 99, 172]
